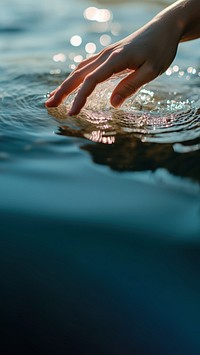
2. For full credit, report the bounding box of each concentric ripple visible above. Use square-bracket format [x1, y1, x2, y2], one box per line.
[1, 69, 199, 154]
[0, 71, 60, 160]
[47, 71, 200, 151]
[0, 72, 53, 133]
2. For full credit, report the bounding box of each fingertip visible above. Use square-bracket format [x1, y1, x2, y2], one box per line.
[49, 89, 56, 97]
[68, 107, 79, 116]
[68, 110, 75, 116]
[45, 98, 54, 107]
[110, 94, 124, 108]
[45, 93, 62, 107]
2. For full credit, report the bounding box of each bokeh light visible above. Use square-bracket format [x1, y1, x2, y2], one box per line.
[70, 35, 82, 47]
[172, 65, 179, 72]
[96, 9, 112, 23]
[110, 22, 121, 36]
[84, 7, 112, 23]
[100, 34, 112, 46]
[84, 7, 99, 21]
[53, 53, 66, 62]
[74, 54, 83, 63]
[69, 64, 76, 70]
[85, 42, 96, 54]
[166, 68, 172, 76]
[187, 66, 196, 74]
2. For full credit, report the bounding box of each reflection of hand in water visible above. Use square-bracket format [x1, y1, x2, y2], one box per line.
[45, 0, 200, 115]
[47, 79, 200, 145]
[57, 125, 200, 183]
[48, 75, 200, 182]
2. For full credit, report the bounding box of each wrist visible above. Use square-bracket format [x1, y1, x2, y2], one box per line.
[154, 0, 200, 42]
[179, 0, 200, 41]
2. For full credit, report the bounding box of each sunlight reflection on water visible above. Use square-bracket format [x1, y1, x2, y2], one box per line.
[0, 1, 200, 354]
[47, 69, 200, 152]
[44, 1, 200, 156]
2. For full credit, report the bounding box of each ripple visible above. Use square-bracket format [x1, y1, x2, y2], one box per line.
[0, 27, 26, 33]
[47, 70, 200, 150]
[1, 69, 199, 156]
[0, 72, 52, 133]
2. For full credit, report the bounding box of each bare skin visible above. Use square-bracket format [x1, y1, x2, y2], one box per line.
[45, 0, 200, 115]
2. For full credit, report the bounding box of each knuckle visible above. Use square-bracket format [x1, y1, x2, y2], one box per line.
[111, 49, 120, 57]
[84, 74, 97, 86]
[76, 57, 89, 70]
[76, 62, 83, 70]
[100, 47, 109, 56]
[74, 69, 82, 78]
[111, 45, 123, 56]
[99, 48, 112, 60]
[72, 69, 85, 82]
[100, 44, 119, 58]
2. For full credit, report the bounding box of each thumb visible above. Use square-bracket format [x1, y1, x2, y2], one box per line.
[110, 64, 155, 107]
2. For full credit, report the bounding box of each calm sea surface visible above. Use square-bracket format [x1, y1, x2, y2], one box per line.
[0, 0, 200, 353]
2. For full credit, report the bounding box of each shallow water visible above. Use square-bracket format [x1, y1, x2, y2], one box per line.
[1, 0, 200, 353]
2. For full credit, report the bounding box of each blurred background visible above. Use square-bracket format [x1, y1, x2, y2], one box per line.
[0, 0, 200, 354]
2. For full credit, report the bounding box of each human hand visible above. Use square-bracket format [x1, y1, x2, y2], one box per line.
[45, 8, 182, 115]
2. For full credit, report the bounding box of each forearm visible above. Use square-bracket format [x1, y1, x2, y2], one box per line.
[154, 0, 200, 42]
[45, 0, 200, 112]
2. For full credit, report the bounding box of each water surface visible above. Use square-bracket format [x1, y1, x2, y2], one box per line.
[0, 0, 200, 353]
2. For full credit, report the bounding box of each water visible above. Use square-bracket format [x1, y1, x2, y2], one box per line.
[0, 0, 200, 353]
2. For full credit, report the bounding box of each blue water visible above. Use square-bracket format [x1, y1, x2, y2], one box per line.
[0, 0, 200, 353]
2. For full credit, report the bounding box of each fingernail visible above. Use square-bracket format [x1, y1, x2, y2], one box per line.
[45, 97, 51, 104]
[68, 102, 78, 116]
[45, 98, 54, 107]
[68, 107, 77, 116]
[68, 110, 74, 116]
[45, 101, 50, 107]
[111, 94, 123, 108]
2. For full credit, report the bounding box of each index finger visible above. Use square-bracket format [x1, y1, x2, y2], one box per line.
[45, 50, 112, 107]
[68, 51, 125, 115]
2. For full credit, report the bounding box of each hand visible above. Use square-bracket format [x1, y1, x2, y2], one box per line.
[45, 6, 183, 115]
